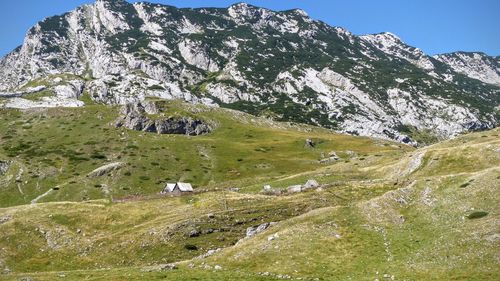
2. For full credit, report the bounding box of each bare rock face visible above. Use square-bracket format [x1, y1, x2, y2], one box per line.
[115, 102, 154, 131]
[155, 118, 212, 135]
[115, 101, 213, 136]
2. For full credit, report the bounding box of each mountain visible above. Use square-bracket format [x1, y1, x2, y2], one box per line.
[0, 2, 498, 278]
[433, 52, 500, 86]
[0, 0, 498, 145]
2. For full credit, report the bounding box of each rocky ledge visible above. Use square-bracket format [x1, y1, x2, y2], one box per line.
[115, 101, 213, 136]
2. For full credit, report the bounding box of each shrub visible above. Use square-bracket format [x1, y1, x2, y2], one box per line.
[459, 182, 470, 188]
[467, 211, 488, 219]
[184, 244, 198, 251]
[90, 153, 106, 159]
[148, 85, 165, 91]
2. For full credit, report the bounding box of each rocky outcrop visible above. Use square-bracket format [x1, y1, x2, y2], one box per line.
[0, 215, 11, 224]
[286, 179, 321, 193]
[87, 162, 125, 177]
[433, 52, 500, 86]
[287, 185, 302, 193]
[319, 151, 341, 164]
[115, 101, 213, 136]
[0, 160, 11, 176]
[0, 80, 84, 109]
[303, 179, 319, 189]
[245, 222, 277, 238]
[304, 139, 315, 148]
[2, 97, 84, 109]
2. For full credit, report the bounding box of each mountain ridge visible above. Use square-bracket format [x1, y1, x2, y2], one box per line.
[0, 0, 498, 145]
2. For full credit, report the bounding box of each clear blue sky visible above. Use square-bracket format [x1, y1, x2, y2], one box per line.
[0, 0, 498, 57]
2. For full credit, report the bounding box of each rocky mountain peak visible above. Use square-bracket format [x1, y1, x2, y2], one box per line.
[360, 31, 435, 70]
[374, 32, 402, 41]
[229, 2, 252, 9]
[359, 32, 406, 49]
[93, 0, 132, 14]
[290, 8, 308, 17]
[227, 2, 273, 21]
[95, 0, 128, 5]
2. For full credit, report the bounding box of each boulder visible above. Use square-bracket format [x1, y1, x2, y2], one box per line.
[53, 83, 83, 99]
[287, 185, 302, 193]
[196, 248, 222, 259]
[245, 222, 276, 238]
[345, 150, 356, 156]
[160, 263, 177, 271]
[188, 229, 200, 237]
[304, 138, 315, 148]
[319, 156, 339, 164]
[262, 185, 272, 191]
[261, 185, 282, 195]
[267, 233, 279, 241]
[303, 179, 319, 190]
[328, 151, 340, 160]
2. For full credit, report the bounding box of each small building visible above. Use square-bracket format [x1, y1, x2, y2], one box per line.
[163, 183, 176, 193]
[161, 182, 193, 195]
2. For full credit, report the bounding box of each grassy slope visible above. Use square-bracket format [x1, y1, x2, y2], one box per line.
[203, 128, 500, 280]
[0, 103, 498, 280]
[0, 101, 407, 207]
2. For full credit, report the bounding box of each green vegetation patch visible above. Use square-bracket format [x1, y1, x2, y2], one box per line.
[467, 211, 488, 219]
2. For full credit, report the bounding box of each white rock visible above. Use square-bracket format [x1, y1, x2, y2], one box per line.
[434, 52, 500, 86]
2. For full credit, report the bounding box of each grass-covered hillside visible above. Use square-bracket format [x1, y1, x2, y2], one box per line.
[0, 102, 498, 280]
[0, 100, 408, 207]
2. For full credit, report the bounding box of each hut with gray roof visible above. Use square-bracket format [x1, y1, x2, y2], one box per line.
[161, 182, 193, 195]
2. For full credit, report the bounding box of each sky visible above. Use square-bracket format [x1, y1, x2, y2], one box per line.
[0, 0, 498, 57]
